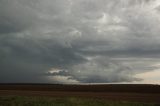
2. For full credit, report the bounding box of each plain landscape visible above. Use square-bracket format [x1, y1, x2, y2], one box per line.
[1, 0, 160, 106]
[0, 84, 160, 106]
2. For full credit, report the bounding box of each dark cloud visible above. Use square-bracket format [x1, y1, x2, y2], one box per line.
[46, 56, 141, 83]
[0, 0, 38, 34]
[0, 0, 160, 83]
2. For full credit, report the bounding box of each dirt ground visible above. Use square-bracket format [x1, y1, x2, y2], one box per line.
[0, 90, 160, 103]
[0, 84, 160, 103]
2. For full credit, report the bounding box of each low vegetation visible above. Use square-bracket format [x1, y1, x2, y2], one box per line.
[0, 96, 159, 106]
[1, 84, 160, 93]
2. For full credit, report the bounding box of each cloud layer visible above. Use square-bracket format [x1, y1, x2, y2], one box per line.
[1, 0, 160, 83]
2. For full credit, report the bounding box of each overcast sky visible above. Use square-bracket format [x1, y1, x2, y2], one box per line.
[1, 0, 160, 84]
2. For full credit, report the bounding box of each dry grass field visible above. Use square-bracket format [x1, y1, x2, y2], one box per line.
[0, 84, 160, 104]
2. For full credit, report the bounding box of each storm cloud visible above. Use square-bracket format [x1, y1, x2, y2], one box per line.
[1, 0, 160, 84]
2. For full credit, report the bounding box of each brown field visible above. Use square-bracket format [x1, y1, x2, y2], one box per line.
[0, 84, 160, 103]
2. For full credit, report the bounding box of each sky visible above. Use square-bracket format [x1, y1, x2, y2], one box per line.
[1, 0, 160, 84]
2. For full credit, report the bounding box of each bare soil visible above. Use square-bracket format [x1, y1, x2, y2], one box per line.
[0, 84, 160, 103]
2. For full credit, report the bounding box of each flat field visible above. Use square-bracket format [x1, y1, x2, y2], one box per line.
[0, 84, 160, 105]
[0, 96, 159, 106]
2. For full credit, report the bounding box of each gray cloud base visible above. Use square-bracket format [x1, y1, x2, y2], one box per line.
[0, 0, 160, 83]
